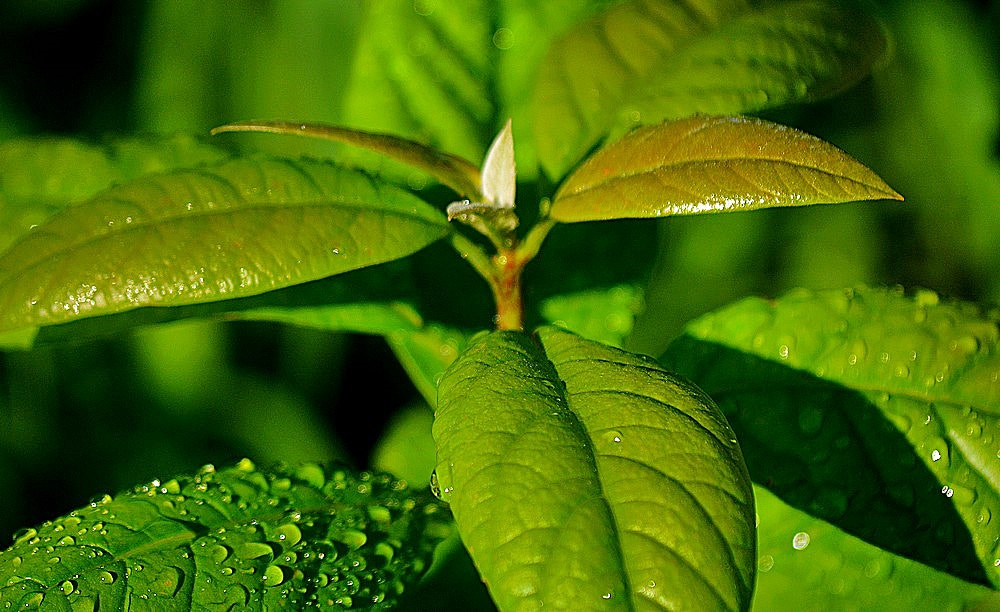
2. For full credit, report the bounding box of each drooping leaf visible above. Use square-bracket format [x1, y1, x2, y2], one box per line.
[753, 484, 998, 610]
[0, 156, 450, 334]
[212, 121, 482, 198]
[386, 324, 469, 408]
[0, 134, 231, 252]
[661, 286, 1000, 587]
[533, 0, 890, 178]
[0, 459, 452, 609]
[550, 115, 902, 223]
[434, 327, 755, 609]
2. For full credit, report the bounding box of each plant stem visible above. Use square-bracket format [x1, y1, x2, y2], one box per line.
[492, 249, 524, 331]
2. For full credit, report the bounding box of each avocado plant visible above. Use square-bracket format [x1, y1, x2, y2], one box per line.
[0, 1, 998, 610]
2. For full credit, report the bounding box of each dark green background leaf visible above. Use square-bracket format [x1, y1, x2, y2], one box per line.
[0, 459, 452, 609]
[661, 286, 1000, 587]
[0, 157, 449, 334]
[533, 0, 889, 178]
[434, 327, 755, 609]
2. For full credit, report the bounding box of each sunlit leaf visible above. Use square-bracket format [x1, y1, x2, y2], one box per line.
[0, 460, 451, 608]
[0, 157, 449, 334]
[540, 283, 643, 347]
[661, 286, 1000, 587]
[212, 121, 482, 198]
[753, 485, 997, 610]
[434, 327, 755, 609]
[533, 0, 890, 178]
[551, 115, 902, 222]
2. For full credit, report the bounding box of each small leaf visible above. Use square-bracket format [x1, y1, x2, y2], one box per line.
[533, 0, 890, 178]
[551, 115, 902, 223]
[212, 120, 482, 197]
[0, 460, 452, 608]
[661, 286, 1000, 586]
[480, 118, 516, 209]
[434, 327, 755, 609]
[0, 157, 449, 333]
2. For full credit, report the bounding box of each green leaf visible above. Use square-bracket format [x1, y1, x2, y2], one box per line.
[550, 115, 902, 223]
[0, 134, 231, 252]
[753, 485, 997, 610]
[434, 327, 755, 609]
[0, 459, 452, 609]
[534, 0, 890, 178]
[212, 121, 482, 198]
[661, 286, 1000, 587]
[387, 324, 469, 408]
[0, 157, 449, 334]
[540, 284, 644, 347]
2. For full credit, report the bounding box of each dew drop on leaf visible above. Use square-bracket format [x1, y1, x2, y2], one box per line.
[791, 532, 811, 550]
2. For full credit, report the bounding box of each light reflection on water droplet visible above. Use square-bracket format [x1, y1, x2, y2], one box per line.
[792, 532, 810, 550]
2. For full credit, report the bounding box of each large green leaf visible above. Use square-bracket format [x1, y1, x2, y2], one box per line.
[550, 115, 902, 222]
[753, 484, 998, 610]
[661, 286, 1000, 587]
[0, 134, 231, 252]
[434, 326, 755, 609]
[0, 459, 452, 609]
[0, 157, 449, 334]
[533, 0, 889, 178]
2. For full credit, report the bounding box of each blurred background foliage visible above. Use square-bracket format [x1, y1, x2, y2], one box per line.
[0, 0, 997, 563]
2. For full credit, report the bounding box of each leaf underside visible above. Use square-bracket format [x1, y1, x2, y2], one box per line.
[212, 121, 482, 198]
[533, 0, 890, 179]
[661, 286, 1000, 588]
[550, 115, 902, 223]
[0, 157, 449, 334]
[0, 460, 451, 609]
[433, 326, 755, 610]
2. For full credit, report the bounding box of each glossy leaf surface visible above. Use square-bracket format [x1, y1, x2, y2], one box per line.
[534, 0, 889, 178]
[0, 157, 449, 333]
[661, 286, 1000, 587]
[212, 120, 482, 198]
[434, 327, 755, 609]
[0, 459, 451, 609]
[551, 115, 902, 222]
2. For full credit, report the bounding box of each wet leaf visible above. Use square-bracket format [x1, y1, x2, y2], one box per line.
[0, 157, 449, 334]
[212, 120, 482, 198]
[540, 284, 644, 347]
[534, 0, 890, 178]
[434, 327, 755, 609]
[0, 460, 452, 609]
[754, 485, 997, 610]
[551, 115, 902, 222]
[661, 286, 1000, 587]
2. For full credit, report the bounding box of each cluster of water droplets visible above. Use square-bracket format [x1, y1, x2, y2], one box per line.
[0, 459, 450, 609]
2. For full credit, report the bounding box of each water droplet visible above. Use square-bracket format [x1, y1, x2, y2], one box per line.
[941, 485, 955, 498]
[339, 529, 367, 550]
[602, 592, 613, 600]
[150, 566, 183, 597]
[97, 570, 117, 585]
[59, 580, 76, 595]
[262, 564, 285, 586]
[893, 364, 910, 378]
[759, 555, 775, 572]
[273, 523, 302, 548]
[12, 528, 36, 545]
[778, 344, 790, 359]
[492, 27, 514, 50]
[932, 450, 942, 462]
[238, 542, 275, 561]
[792, 532, 811, 550]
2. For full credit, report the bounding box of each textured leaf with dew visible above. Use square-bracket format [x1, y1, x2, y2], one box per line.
[0, 156, 449, 334]
[0, 459, 452, 609]
[661, 286, 1000, 587]
[551, 115, 902, 223]
[434, 326, 755, 609]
